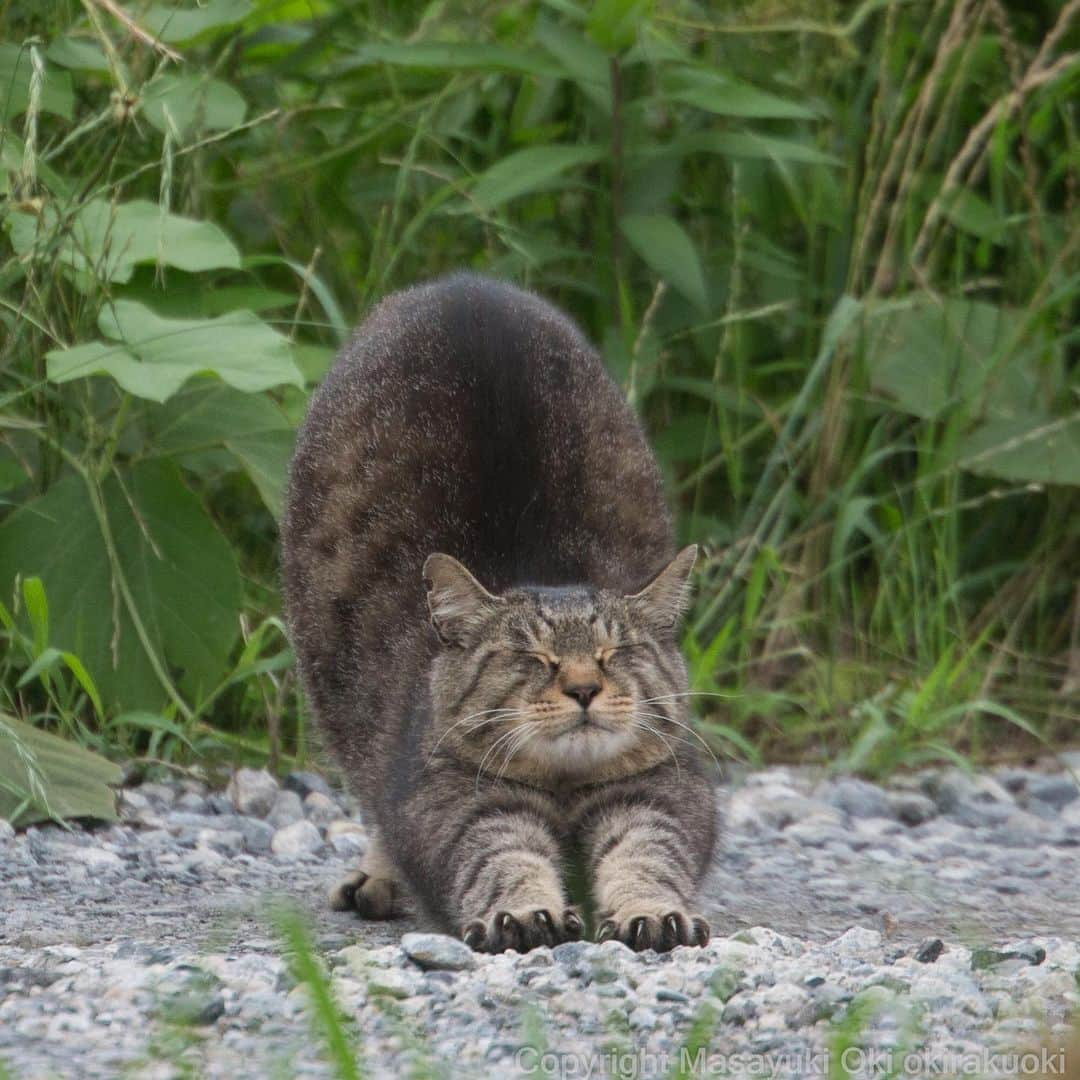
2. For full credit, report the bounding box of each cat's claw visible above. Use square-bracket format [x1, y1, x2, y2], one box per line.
[462, 906, 584, 953]
[596, 909, 709, 952]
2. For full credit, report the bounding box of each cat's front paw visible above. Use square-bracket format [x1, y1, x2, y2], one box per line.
[596, 908, 709, 952]
[462, 906, 584, 953]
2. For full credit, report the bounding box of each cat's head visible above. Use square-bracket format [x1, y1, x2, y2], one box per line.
[423, 548, 698, 782]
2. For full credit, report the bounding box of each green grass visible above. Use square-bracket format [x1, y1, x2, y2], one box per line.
[274, 905, 366, 1080]
[0, 0, 1076, 780]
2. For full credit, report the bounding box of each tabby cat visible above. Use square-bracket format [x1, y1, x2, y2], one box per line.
[282, 273, 717, 952]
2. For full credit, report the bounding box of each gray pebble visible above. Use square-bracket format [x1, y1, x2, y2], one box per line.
[822, 777, 891, 820]
[888, 792, 937, 826]
[236, 818, 275, 854]
[283, 771, 332, 800]
[1027, 775, 1078, 809]
[267, 790, 304, 829]
[226, 768, 279, 818]
[401, 933, 477, 972]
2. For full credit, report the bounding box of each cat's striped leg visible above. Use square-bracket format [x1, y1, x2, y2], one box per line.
[583, 797, 712, 952]
[451, 808, 583, 952]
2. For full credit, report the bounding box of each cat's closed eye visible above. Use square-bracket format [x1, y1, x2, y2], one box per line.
[511, 650, 560, 672]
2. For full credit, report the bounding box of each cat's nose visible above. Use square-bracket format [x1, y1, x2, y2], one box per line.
[563, 682, 601, 709]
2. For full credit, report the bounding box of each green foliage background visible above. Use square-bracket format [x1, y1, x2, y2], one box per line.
[1, 0, 1077, 798]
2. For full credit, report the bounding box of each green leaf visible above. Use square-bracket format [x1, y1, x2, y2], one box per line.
[47, 341, 181, 403]
[0, 714, 122, 827]
[471, 144, 606, 211]
[535, 20, 612, 111]
[15, 647, 105, 720]
[861, 294, 1056, 421]
[620, 213, 709, 311]
[227, 430, 295, 518]
[352, 42, 560, 77]
[141, 0, 255, 45]
[46, 37, 116, 76]
[958, 412, 1080, 486]
[47, 301, 303, 403]
[146, 383, 296, 515]
[942, 189, 1007, 244]
[0, 462, 242, 711]
[0, 43, 74, 121]
[669, 130, 841, 166]
[22, 576, 49, 656]
[5, 198, 241, 284]
[586, 0, 650, 52]
[141, 74, 247, 137]
[662, 65, 815, 120]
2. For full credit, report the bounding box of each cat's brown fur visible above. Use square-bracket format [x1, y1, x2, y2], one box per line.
[282, 273, 717, 952]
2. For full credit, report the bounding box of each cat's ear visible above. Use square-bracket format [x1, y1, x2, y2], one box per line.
[627, 546, 698, 633]
[423, 554, 501, 646]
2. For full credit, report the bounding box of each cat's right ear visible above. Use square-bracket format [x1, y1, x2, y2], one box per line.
[423, 554, 501, 646]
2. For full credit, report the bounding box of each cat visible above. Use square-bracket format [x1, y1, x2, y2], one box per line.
[282, 273, 717, 952]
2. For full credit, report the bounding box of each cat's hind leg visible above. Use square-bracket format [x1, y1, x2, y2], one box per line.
[329, 832, 408, 919]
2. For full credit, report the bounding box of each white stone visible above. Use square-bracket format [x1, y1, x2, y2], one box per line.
[69, 847, 123, 870]
[270, 819, 323, 856]
[828, 926, 882, 954]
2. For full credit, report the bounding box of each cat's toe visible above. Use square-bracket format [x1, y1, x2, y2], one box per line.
[462, 907, 584, 952]
[329, 870, 404, 919]
[328, 870, 368, 911]
[597, 909, 709, 952]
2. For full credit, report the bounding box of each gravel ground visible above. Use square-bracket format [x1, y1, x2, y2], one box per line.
[1, 760, 1078, 1078]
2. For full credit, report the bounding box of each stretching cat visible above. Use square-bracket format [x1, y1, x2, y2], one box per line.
[282, 273, 716, 952]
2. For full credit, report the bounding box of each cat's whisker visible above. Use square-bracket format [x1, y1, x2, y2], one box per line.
[632, 708, 724, 775]
[474, 725, 531, 791]
[636, 691, 739, 703]
[493, 724, 539, 782]
[426, 708, 523, 764]
[630, 718, 682, 781]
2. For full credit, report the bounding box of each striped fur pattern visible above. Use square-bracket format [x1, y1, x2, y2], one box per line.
[282, 274, 718, 952]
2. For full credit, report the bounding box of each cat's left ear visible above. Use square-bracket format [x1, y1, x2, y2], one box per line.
[423, 553, 502, 646]
[627, 546, 699, 633]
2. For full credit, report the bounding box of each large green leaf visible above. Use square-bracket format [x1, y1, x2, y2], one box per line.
[46, 37, 116, 76]
[662, 65, 816, 120]
[862, 295, 1055, 421]
[141, 74, 247, 137]
[0, 43, 74, 121]
[5, 198, 241, 283]
[620, 213, 709, 311]
[958, 413, 1080, 486]
[147, 383, 297, 516]
[141, 0, 255, 44]
[46, 300, 303, 402]
[0, 461, 242, 710]
[0, 715, 122, 827]
[471, 144, 606, 211]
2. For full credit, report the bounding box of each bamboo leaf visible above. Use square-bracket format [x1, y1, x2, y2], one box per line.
[471, 144, 606, 210]
[620, 213, 709, 311]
